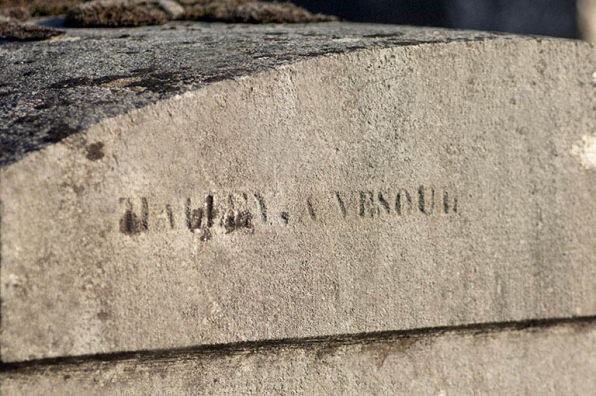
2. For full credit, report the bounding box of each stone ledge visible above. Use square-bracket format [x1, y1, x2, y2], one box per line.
[2, 318, 595, 395]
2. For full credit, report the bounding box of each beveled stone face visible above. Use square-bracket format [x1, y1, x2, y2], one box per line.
[2, 26, 596, 362]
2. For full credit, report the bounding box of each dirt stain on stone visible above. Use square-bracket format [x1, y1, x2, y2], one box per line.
[97, 309, 110, 321]
[314, 342, 340, 360]
[361, 337, 417, 368]
[86, 142, 105, 161]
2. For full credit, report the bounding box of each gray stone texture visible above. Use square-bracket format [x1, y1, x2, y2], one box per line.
[2, 22, 596, 364]
[2, 320, 595, 395]
[0, 22, 504, 167]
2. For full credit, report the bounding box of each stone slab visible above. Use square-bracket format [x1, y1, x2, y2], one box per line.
[2, 22, 596, 362]
[2, 319, 595, 395]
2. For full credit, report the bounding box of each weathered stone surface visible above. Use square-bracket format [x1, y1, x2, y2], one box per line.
[2, 319, 595, 394]
[0, 22, 501, 167]
[2, 22, 596, 363]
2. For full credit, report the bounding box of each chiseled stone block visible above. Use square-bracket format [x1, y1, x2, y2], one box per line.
[1, 22, 596, 362]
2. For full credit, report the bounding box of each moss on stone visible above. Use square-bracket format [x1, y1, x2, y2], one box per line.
[180, 0, 338, 24]
[0, 15, 64, 39]
[0, 6, 31, 20]
[65, 0, 173, 27]
[1, 0, 337, 27]
[0, 0, 79, 17]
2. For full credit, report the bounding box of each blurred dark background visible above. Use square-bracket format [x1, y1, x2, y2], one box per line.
[287, 0, 580, 39]
[0, 0, 591, 40]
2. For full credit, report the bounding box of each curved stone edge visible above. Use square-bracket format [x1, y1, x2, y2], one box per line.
[0, 21, 529, 168]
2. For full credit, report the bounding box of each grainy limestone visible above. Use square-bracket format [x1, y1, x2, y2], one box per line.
[2, 319, 595, 395]
[1, 22, 596, 365]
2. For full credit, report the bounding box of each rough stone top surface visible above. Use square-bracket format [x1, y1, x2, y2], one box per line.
[2, 21, 519, 167]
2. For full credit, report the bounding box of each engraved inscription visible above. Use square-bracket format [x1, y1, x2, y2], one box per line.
[442, 190, 458, 214]
[281, 212, 290, 224]
[222, 193, 254, 234]
[166, 204, 175, 229]
[395, 189, 413, 215]
[254, 193, 268, 222]
[359, 191, 376, 218]
[307, 197, 317, 221]
[119, 186, 459, 239]
[418, 186, 434, 215]
[378, 192, 391, 214]
[335, 192, 347, 218]
[119, 198, 149, 235]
